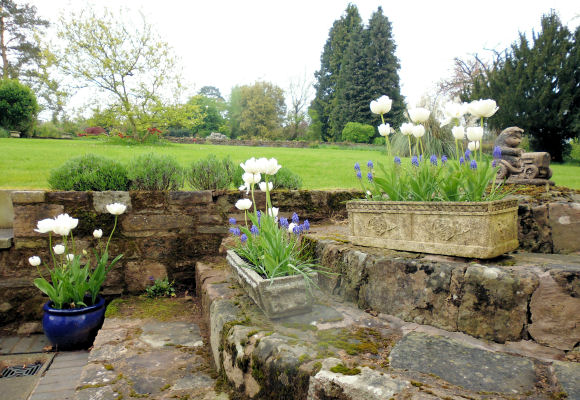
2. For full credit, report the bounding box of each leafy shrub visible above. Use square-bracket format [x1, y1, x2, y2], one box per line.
[567, 138, 580, 164]
[341, 122, 375, 143]
[0, 79, 39, 136]
[145, 277, 175, 298]
[34, 122, 62, 138]
[48, 154, 129, 191]
[84, 126, 107, 135]
[128, 153, 184, 190]
[373, 136, 386, 145]
[0, 127, 9, 138]
[233, 165, 303, 189]
[187, 154, 236, 190]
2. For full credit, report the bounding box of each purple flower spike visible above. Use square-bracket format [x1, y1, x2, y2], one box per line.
[240, 234, 247, 243]
[367, 160, 374, 169]
[367, 172, 373, 182]
[257, 210, 261, 225]
[292, 225, 300, 235]
[470, 160, 477, 170]
[228, 217, 236, 225]
[492, 160, 498, 168]
[411, 156, 419, 167]
[459, 157, 465, 165]
[229, 227, 241, 236]
[394, 156, 401, 165]
[356, 170, 362, 180]
[441, 155, 448, 164]
[430, 155, 437, 166]
[303, 219, 310, 231]
[354, 162, 360, 171]
[250, 225, 259, 236]
[292, 212, 299, 224]
[493, 146, 502, 159]
[465, 149, 471, 161]
[148, 276, 155, 282]
[279, 217, 289, 228]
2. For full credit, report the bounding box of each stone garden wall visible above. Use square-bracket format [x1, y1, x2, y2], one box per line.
[0, 189, 360, 331]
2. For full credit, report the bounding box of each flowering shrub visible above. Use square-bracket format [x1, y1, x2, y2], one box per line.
[48, 154, 129, 191]
[29, 203, 127, 309]
[229, 157, 319, 284]
[357, 96, 505, 202]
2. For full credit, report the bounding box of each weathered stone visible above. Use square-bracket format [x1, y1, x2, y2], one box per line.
[518, 204, 552, 253]
[92, 328, 128, 347]
[390, 332, 536, 393]
[528, 271, 580, 350]
[13, 238, 47, 249]
[125, 261, 167, 293]
[140, 321, 203, 348]
[457, 265, 538, 342]
[130, 191, 166, 212]
[199, 213, 223, 224]
[348, 199, 519, 259]
[549, 202, 580, 253]
[132, 375, 166, 394]
[209, 299, 243, 369]
[121, 214, 194, 231]
[16, 322, 42, 335]
[553, 361, 580, 399]
[0, 190, 14, 229]
[76, 385, 117, 400]
[12, 204, 64, 238]
[11, 190, 45, 204]
[45, 191, 90, 205]
[308, 358, 409, 400]
[92, 191, 131, 213]
[551, 268, 580, 297]
[88, 343, 129, 362]
[197, 225, 228, 234]
[0, 228, 12, 249]
[168, 191, 212, 206]
[78, 363, 117, 387]
[172, 373, 215, 391]
[0, 302, 12, 312]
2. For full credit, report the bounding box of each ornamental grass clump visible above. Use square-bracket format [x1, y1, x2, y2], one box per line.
[229, 157, 320, 286]
[356, 95, 506, 202]
[29, 203, 126, 309]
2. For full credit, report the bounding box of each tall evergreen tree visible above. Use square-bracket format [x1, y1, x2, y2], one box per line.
[470, 12, 578, 161]
[310, 4, 362, 142]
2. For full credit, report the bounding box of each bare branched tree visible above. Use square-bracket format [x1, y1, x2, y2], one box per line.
[286, 73, 312, 140]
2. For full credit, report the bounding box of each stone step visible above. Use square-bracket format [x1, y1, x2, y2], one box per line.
[0, 228, 13, 249]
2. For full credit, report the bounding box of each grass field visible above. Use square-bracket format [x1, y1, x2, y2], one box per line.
[1, 138, 579, 190]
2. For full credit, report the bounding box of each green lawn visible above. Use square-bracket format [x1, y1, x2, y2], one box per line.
[1, 138, 579, 190]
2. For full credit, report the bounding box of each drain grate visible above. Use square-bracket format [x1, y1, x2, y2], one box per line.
[0, 362, 43, 378]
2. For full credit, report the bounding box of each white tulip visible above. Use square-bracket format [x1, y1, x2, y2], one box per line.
[370, 95, 392, 115]
[444, 102, 468, 120]
[267, 207, 279, 217]
[66, 254, 75, 262]
[235, 199, 252, 211]
[53, 244, 65, 255]
[468, 99, 499, 118]
[255, 158, 269, 174]
[451, 126, 465, 140]
[242, 172, 261, 185]
[240, 157, 261, 174]
[28, 256, 41, 266]
[468, 141, 480, 151]
[93, 229, 103, 239]
[378, 123, 391, 137]
[52, 214, 78, 236]
[466, 127, 484, 142]
[400, 122, 414, 136]
[259, 182, 273, 192]
[408, 107, 430, 123]
[34, 218, 55, 234]
[106, 203, 127, 215]
[412, 124, 425, 138]
[287, 222, 297, 233]
[263, 158, 282, 175]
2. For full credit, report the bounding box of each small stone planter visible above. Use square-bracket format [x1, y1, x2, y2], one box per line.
[347, 198, 519, 259]
[226, 250, 317, 318]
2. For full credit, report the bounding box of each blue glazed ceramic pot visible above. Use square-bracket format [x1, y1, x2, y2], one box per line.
[42, 296, 106, 350]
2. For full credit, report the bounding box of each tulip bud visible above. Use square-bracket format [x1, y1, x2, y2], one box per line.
[412, 124, 425, 138]
[53, 244, 65, 255]
[93, 229, 103, 239]
[28, 256, 41, 267]
[452, 126, 465, 140]
[466, 127, 483, 142]
[378, 123, 391, 137]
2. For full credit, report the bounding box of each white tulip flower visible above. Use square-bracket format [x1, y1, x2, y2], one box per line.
[466, 127, 484, 142]
[53, 244, 65, 255]
[52, 213, 79, 236]
[370, 95, 392, 115]
[263, 158, 282, 175]
[28, 256, 41, 266]
[34, 218, 55, 234]
[468, 141, 480, 151]
[412, 124, 425, 138]
[66, 254, 75, 262]
[235, 199, 252, 211]
[267, 207, 279, 218]
[287, 222, 297, 233]
[468, 99, 499, 118]
[259, 182, 273, 192]
[408, 107, 430, 124]
[240, 157, 261, 174]
[400, 122, 414, 136]
[93, 229, 103, 239]
[451, 126, 465, 140]
[378, 123, 391, 137]
[106, 203, 127, 215]
[444, 102, 468, 120]
[242, 172, 261, 185]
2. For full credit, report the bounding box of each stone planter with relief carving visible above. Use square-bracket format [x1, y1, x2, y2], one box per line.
[347, 198, 519, 259]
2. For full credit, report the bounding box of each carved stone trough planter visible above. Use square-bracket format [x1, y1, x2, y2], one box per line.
[226, 250, 317, 318]
[347, 198, 519, 259]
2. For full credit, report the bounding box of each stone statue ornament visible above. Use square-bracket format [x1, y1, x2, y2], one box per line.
[494, 127, 553, 185]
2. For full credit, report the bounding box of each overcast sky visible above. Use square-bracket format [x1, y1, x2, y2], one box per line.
[29, 0, 579, 110]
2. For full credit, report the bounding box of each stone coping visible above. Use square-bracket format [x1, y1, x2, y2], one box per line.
[195, 258, 580, 399]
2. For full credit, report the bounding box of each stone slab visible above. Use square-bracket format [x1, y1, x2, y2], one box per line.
[549, 202, 580, 253]
[92, 191, 131, 214]
[553, 361, 580, 399]
[11, 190, 45, 204]
[389, 332, 536, 394]
[0, 228, 12, 249]
[139, 321, 203, 348]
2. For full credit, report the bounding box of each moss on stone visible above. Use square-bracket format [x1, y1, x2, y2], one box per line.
[329, 363, 361, 375]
